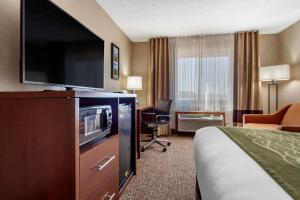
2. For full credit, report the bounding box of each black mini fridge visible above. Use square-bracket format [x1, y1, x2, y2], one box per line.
[119, 103, 133, 188]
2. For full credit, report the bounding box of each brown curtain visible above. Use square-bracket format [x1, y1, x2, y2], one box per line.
[233, 31, 262, 126]
[150, 37, 170, 106]
[150, 37, 170, 135]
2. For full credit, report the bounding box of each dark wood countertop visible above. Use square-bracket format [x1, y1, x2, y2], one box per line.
[0, 90, 137, 99]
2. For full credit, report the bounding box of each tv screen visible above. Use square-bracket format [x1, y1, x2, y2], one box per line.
[21, 0, 105, 89]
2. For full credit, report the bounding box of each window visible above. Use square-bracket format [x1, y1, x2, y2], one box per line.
[169, 35, 234, 122]
[176, 56, 233, 111]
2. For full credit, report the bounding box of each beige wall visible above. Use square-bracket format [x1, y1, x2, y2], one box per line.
[131, 42, 151, 106]
[259, 34, 280, 113]
[0, 0, 132, 92]
[259, 21, 300, 113]
[259, 34, 280, 66]
[277, 20, 300, 108]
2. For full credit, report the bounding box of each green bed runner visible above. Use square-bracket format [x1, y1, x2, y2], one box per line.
[217, 126, 300, 200]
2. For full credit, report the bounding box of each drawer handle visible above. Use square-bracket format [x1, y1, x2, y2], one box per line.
[95, 155, 116, 171]
[104, 192, 116, 200]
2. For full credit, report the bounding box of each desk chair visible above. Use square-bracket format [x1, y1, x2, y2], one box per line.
[141, 99, 172, 152]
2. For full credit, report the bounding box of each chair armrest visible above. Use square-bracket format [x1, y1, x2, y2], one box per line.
[243, 104, 291, 126]
[155, 115, 172, 124]
[280, 125, 300, 133]
[156, 114, 172, 119]
[141, 112, 156, 115]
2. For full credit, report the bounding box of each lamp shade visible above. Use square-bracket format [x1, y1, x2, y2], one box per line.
[127, 76, 142, 90]
[259, 64, 290, 82]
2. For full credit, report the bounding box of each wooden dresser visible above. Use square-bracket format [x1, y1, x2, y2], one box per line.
[0, 91, 136, 200]
[80, 135, 119, 200]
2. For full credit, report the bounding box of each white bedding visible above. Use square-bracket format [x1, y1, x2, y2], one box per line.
[194, 127, 292, 200]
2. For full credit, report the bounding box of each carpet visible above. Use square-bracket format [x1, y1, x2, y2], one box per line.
[121, 135, 196, 200]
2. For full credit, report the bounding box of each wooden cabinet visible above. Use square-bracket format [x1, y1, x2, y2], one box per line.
[80, 135, 119, 200]
[90, 168, 119, 200]
[0, 91, 136, 200]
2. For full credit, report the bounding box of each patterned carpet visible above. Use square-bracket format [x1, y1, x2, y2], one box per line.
[121, 135, 196, 200]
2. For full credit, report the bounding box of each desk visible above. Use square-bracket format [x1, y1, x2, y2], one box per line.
[136, 105, 153, 159]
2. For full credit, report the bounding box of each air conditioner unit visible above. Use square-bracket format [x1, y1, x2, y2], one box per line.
[177, 113, 224, 132]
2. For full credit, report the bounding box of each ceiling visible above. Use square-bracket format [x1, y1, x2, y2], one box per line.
[96, 0, 300, 42]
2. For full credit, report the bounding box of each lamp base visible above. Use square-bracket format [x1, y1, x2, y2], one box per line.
[268, 82, 278, 114]
[133, 90, 139, 105]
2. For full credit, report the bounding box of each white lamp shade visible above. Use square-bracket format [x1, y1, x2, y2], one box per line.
[127, 76, 142, 90]
[259, 64, 290, 82]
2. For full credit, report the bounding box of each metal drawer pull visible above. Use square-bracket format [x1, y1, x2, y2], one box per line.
[104, 193, 115, 200]
[95, 155, 115, 171]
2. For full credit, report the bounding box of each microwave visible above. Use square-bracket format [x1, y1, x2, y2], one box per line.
[79, 105, 112, 147]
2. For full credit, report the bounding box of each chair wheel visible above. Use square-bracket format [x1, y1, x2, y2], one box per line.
[141, 147, 145, 152]
[167, 142, 171, 146]
[163, 147, 167, 152]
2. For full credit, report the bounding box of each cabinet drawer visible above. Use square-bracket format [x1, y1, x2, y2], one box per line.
[90, 168, 119, 200]
[80, 135, 119, 200]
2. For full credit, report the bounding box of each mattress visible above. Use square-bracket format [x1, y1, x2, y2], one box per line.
[194, 127, 292, 200]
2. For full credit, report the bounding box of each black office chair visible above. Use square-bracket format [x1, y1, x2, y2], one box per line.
[141, 99, 172, 152]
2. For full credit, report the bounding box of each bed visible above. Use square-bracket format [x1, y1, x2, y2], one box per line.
[194, 126, 300, 200]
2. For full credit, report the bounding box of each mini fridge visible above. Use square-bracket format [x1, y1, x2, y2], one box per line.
[119, 103, 133, 188]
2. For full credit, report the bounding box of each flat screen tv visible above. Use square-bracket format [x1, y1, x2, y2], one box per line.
[21, 0, 105, 89]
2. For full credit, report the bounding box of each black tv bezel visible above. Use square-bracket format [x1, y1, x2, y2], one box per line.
[20, 0, 105, 90]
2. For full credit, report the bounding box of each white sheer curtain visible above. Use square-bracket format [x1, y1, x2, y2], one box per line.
[169, 35, 234, 124]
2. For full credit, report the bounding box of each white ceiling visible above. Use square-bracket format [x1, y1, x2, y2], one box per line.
[96, 0, 300, 42]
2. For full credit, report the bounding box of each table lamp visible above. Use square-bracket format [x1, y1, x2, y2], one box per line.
[259, 64, 290, 113]
[127, 76, 142, 103]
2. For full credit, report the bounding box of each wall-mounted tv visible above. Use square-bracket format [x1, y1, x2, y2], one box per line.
[21, 0, 105, 89]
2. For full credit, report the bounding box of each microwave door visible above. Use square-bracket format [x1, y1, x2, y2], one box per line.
[85, 114, 101, 136]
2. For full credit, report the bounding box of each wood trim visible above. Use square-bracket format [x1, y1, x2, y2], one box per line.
[75, 99, 80, 200]
[0, 91, 136, 99]
[175, 111, 226, 131]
